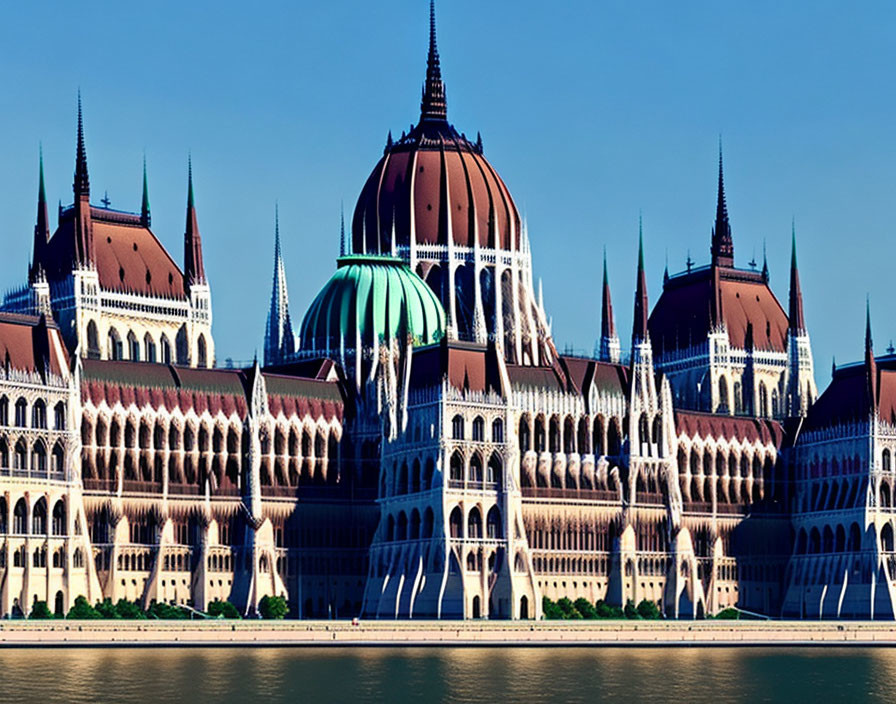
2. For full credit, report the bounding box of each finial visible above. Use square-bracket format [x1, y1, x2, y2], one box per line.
[711, 136, 733, 267]
[761, 239, 768, 280]
[475, 131, 483, 153]
[663, 249, 669, 285]
[831, 355, 836, 378]
[274, 201, 280, 256]
[141, 155, 151, 227]
[339, 201, 347, 256]
[187, 153, 195, 208]
[100, 191, 111, 208]
[420, 0, 447, 122]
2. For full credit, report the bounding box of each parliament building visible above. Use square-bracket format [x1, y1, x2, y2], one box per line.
[0, 4, 891, 621]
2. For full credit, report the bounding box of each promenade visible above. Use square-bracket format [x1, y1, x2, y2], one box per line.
[2, 620, 896, 647]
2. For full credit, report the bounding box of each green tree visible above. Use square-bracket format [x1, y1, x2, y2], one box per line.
[29, 601, 54, 619]
[67, 595, 101, 619]
[623, 599, 641, 619]
[714, 607, 740, 620]
[542, 596, 564, 620]
[147, 601, 188, 620]
[556, 597, 582, 619]
[259, 595, 289, 620]
[207, 600, 241, 619]
[115, 599, 146, 619]
[636, 599, 661, 620]
[574, 598, 598, 620]
[95, 598, 120, 619]
[594, 599, 623, 618]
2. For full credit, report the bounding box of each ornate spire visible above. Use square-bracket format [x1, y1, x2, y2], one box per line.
[633, 217, 649, 345]
[788, 220, 806, 334]
[141, 155, 151, 227]
[866, 297, 878, 411]
[420, 0, 447, 123]
[74, 91, 90, 196]
[598, 247, 621, 363]
[73, 94, 93, 266]
[265, 203, 294, 365]
[183, 157, 206, 285]
[339, 202, 348, 256]
[30, 146, 50, 283]
[711, 140, 734, 268]
[761, 240, 769, 281]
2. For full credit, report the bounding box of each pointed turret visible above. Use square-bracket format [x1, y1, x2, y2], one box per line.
[711, 141, 734, 268]
[420, 0, 447, 123]
[140, 156, 151, 227]
[264, 204, 294, 366]
[632, 219, 649, 346]
[761, 240, 769, 281]
[788, 222, 806, 334]
[866, 298, 878, 412]
[73, 93, 93, 266]
[597, 248, 621, 363]
[183, 158, 206, 286]
[30, 147, 50, 283]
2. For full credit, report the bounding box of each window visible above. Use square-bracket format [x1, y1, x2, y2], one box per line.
[0, 396, 7, 425]
[128, 332, 140, 362]
[160, 335, 172, 365]
[197, 335, 208, 368]
[145, 334, 157, 363]
[54, 402, 66, 430]
[32, 400, 47, 429]
[472, 416, 485, 442]
[108, 328, 123, 361]
[451, 415, 464, 440]
[15, 398, 27, 427]
[492, 418, 504, 444]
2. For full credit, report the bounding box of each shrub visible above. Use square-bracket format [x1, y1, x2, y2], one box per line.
[259, 595, 289, 620]
[95, 598, 121, 619]
[636, 599, 661, 620]
[29, 601, 54, 619]
[556, 597, 583, 620]
[623, 599, 641, 619]
[115, 599, 146, 619]
[67, 595, 101, 619]
[574, 598, 598, 620]
[208, 600, 241, 619]
[542, 596, 564, 620]
[595, 600, 624, 619]
[714, 607, 740, 620]
[147, 601, 188, 620]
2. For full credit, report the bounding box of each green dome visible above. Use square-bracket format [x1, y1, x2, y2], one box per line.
[300, 256, 446, 354]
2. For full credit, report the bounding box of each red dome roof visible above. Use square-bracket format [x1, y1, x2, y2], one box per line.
[352, 127, 520, 254]
[351, 3, 520, 255]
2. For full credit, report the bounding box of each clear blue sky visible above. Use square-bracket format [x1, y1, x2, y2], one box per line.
[1, 1, 894, 376]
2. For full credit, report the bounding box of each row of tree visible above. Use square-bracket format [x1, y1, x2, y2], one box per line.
[27, 595, 289, 620]
[542, 597, 741, 620]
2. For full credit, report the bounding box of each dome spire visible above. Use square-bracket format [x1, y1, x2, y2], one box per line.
[420, 0, 447, 123]
[184, 156, 206, 285]
[633, 216, 649, 345]
[788, 219, 806, 334]
[141, 154, 151, 227]
[30, 145, 49, 283]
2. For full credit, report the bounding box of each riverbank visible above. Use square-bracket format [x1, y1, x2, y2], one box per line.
[2, 619, 896, 647]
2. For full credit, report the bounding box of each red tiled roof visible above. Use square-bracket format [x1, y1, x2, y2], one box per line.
[649, 267, 788, 353]
[806, 358, 896, 429]
[0, 313, 68, 377]
[40, 207, 185, 299]
[675, 410, 784, 447]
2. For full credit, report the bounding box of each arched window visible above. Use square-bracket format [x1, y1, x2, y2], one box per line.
[449, 506, 463, 538]
[0, 438, 8, 469]
[32, 441, 47, 473]
[733, 381, 743, 414]
[469, 454, 483, 482]
[86, 320, 100, 359]
[472, 416, 485, 442]
[13, 498, 26, 534]
[54, 402, 66, 430]
[423, 507, 434, 539]
[15, 398, 27, 427]
[52, 500, 66, 536]
[144, 334, 157, 363]
[518, 417, 530, 452]
[197, 334, 208, 368]
[160, 335, 172, 365]
[127, 331, 140, 361]
[718, 377, 729, 413]
[14, 438, 27, 470]
[758, 382, 769, 418]
[468, 507, 482, 539]
[32, 498, 47, 535]
[884, 449, 892, 473]
[0, 396, 7, 426]
[487, 453, 502, 487]
[486, 506, 502, 539]
[176, 325, 190, 365]
[51, 442, 64, 475]
[31, 399, 47, 429]
[492, 418, 504, 444]
[108, 328, 123, 361]
[450, 451, 463, 482]
[451, 415, 465, 440]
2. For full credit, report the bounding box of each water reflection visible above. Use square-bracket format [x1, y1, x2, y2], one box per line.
[1, 645, 895, 703]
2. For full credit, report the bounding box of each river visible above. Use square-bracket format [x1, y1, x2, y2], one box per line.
[0, 645, 889, 702]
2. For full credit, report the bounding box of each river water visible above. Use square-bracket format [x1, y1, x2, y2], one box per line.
[0, 645, 890, 702]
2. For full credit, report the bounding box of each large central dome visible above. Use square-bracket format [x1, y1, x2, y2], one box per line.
[346, 2, 553, 367]
[351, 7, 520, 256]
